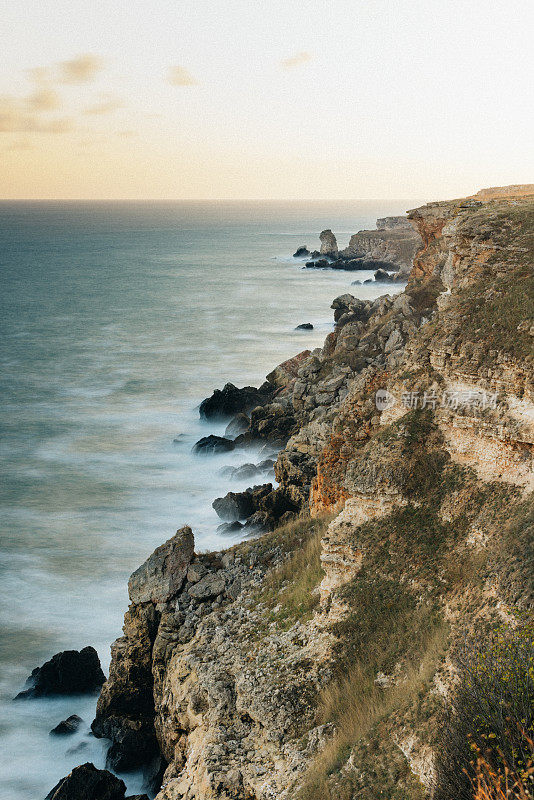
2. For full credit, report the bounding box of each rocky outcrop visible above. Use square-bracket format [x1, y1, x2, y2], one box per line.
[319, 229, 338, 257]
[45, 762, 148, 800]
[94, 189, 533, 800]
[15, 647, 105, 699]
[341, 215, 422, 277]
[50, 714, 83, 736]
[199, 383, 273, 420]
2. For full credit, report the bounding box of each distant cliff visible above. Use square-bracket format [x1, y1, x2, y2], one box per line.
[89, 189, 533, 800]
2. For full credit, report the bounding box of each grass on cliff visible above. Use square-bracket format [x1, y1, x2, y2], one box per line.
[254, 514, 331, 628]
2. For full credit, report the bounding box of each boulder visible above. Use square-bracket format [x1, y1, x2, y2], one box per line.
[128, 526, 194, 604]
[374, 268, 394, 282]
[305, 258, 329, 269]
[217, 521, 244, 534]
[193, 435, 235, 454]
[15, 648, 105, 699]
[44, 762, 137, 800]
[293, 246, 310, 258]
[50, 715, 83, 736]
[199, 382, 272, 420]
[295, 323, 313, 330]
[212, 490, 255, 521]
[319, 229, 339, 257]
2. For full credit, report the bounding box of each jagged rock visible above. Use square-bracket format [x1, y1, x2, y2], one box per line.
[224, 412, 250, 437]
[293, 246, 310, 258]
[44, 762, 137, 800]
[319, 229, 339, 256]
[199, 382, 272, 419]
[212, 490, 256, 521]
[128, 526, 194, 604]
[15, 647, 105, 699]
[193, 435, 235, 454]
[188, 572, 226, 600]
[187, 561, 208, 583]
[267, 351, 311, 389]
[50, 714, 83, 736]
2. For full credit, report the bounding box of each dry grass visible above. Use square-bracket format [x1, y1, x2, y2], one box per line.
[299, 625, 449, 800]
[258, 513, 331, 627]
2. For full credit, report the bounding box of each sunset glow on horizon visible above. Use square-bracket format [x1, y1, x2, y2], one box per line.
[1, 0, 533, 200]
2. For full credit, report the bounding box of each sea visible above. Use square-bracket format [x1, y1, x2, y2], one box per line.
[0, 200, 416, 798]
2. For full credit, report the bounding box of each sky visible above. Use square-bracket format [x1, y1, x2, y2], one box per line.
[1, 0, 533, 200]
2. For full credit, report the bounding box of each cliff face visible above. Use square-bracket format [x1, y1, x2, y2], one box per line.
[341, 216, 422, 276]
[93, 193, 533, 800]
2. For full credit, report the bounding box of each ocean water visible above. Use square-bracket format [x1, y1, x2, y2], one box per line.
[0, 200, 415, 798]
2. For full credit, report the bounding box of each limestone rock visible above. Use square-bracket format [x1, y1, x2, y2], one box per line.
[128, 526, 194, 604]
[319, 229, 338, 256]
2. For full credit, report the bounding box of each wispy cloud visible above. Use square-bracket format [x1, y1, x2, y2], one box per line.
[84, 94, 123, 115]
[281, 51, 312, 69]
[28, 88, 61, 111]
[0, 97, 73, 133]
[167, 66, 198, 86]
[59, 54, 104, 84]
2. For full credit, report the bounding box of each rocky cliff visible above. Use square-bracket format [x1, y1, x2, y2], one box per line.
[91, 191, 533, 800]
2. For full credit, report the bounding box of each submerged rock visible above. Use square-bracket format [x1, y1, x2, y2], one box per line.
[15, 647, 105, 699]
[224, 412, 250, 437]
[295, 323, 313, 330]
[50, 714, 83, 736]
[193, 435, 235, 454]
[293, 245, 310, 258]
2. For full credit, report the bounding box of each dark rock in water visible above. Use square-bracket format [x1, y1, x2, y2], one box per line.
[363, 278, 373, 284]
[225, 462, 260, 481]
[224, 412, 250, 437]
[50, 714, 83, 736]
[351, 280, 362, 286]
[374, 268, 394, 282]
[295, 323, 313, 330]
[364, 259, 398, 271]
[293, 245, 310, 258]
[15, 647, 105, 699]
[217, 521, 244, 534]
[305, 258, 329, 269]
[44, 762, 131, 800]
[199, 382, 272, 420]
[257, 458, 275, 471]
[193, 435, 235, 454]
[213, 490, 256, 521]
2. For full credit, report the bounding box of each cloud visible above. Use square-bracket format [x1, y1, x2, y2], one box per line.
[0, 97, 74, 133]
[59, 54, 104, 84]
[84, 94, 123, 115]
[168, 66, 198, 86]
[28, 88, 61, 111]
[281, 51, 312, 69]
